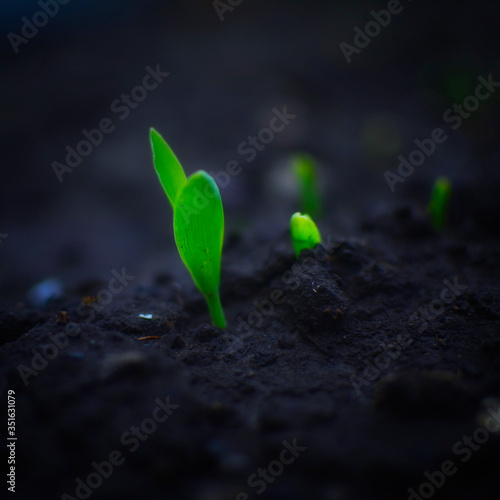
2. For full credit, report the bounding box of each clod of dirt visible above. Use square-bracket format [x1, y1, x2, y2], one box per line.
[285, 249, 348, 333]
[374, 371, 475, 417]
[99, 351, 148, 380]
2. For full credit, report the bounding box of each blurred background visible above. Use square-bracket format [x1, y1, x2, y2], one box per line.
[1, 0, 499, 304]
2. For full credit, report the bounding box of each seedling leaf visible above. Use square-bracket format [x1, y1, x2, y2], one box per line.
[150, 128, 187, 208]
[290, 212, 322, 258]
[174, 171, 226, 328]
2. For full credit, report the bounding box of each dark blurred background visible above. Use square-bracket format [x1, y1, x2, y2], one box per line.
[1, 0, 499, 304]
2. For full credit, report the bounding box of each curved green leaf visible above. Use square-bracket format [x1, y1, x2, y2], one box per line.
[173, 171, 226, 327]
[150, 128, 187, 208]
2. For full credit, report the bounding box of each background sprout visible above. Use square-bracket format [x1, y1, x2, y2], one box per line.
[290, 212, 322, 258]
[150, 129, 227, 328]
[427, 176, 452, 231]
[292, 152, 322, 218]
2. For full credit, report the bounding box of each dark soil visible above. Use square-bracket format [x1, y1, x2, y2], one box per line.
[2, 1, 500, 499]
[2, 197, 500, 500]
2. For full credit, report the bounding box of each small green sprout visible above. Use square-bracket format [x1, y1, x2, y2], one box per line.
[292, 153, 322, 218]
[290, 212, 322, 258]
[427, 176, 452, 231]
[150, 128, 226, 328]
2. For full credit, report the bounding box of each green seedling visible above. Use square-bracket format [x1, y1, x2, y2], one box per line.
[150, 128, 226, 328]
[292, 153, 322, 218]
[290, 212, 322, 258]
[427, 176, 452, 231]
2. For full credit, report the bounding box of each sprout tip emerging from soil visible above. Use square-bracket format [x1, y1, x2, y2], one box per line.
[290, 212, 322, 258]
